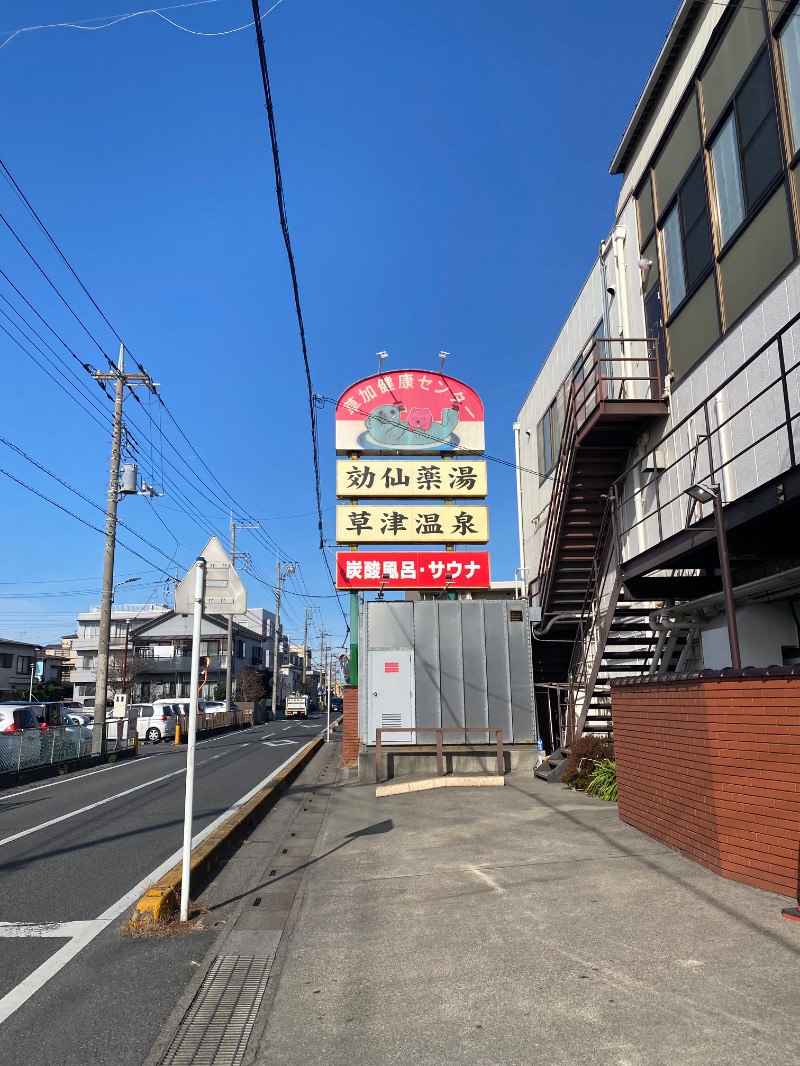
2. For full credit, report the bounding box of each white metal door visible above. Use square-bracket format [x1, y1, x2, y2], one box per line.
[368, 649, 414, 745]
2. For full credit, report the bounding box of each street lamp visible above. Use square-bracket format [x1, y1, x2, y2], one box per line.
[685, 482, 741, 669]
[111, 575, 140, 605]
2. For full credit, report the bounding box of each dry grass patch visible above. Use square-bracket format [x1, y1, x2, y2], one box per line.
[122, 902, 211, 938]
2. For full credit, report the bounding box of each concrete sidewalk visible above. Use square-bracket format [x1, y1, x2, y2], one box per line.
[241, 766, 800, 1066]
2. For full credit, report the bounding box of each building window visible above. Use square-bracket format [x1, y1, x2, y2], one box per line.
[536, 385, 567, 481]
[709, 52, 782, 246]
[781, 11, 800, 150]
[236, 640, 246, 658]
[659, 160, 713, 314]
[16, 656, 31, 674]
[82, 624, 99, 639]
[0, 653, 11, 669]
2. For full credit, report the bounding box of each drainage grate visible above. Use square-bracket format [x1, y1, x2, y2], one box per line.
[158, 954, 274, 1066]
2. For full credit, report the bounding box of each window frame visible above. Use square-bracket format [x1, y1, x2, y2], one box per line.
[657, 155, 715, 320]
[775, 1, 800, 166]
[706, 46, 786, 254]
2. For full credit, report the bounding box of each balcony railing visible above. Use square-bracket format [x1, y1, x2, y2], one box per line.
[133, 654, 228, 674]
[614, 312, 800, 569]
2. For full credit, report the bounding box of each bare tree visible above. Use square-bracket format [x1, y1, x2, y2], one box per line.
[237, 666, 267, 703]
[107, 651, 149, 697]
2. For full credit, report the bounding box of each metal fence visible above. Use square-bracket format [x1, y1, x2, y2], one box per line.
[0, 727, 91, 774]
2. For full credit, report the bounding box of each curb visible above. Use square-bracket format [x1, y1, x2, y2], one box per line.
[134, 735, 326, 923]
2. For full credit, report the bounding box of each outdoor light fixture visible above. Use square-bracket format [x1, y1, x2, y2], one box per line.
[683, 481, 741, 669]
[685, 481, 718, 504]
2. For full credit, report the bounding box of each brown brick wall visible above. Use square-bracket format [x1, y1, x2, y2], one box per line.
[342, 685, 359, 766]
[612, 675, 800, 900]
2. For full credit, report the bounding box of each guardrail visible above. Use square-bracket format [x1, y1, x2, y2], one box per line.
[374, 727, 504, 784]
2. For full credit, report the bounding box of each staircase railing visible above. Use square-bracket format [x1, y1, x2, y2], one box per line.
[536, 336, 661, 616]
[537, 389, 578, 616]
[565, 501, 621, 742]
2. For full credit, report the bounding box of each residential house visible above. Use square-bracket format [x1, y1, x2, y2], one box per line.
[70, 601, 277, 702]
[0, 638, 40, 698]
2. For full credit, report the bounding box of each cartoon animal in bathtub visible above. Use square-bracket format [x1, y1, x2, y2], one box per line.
[363, 404, 459, 449]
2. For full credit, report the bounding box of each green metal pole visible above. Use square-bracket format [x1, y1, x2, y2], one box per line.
[349, 590, 359, 687]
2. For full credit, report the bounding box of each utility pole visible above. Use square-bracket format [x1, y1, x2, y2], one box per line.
[226, 511, 259, 713]
[92, 345, 157, 755]
[318, 626, 326, 709]
[271, 558, 296, 718]
[300, 605, 309, 695]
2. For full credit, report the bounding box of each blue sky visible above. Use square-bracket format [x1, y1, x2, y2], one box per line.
[0, 0, 678, 650]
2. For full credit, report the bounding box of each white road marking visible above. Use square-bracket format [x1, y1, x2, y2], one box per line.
[470, 866, 504, 893]
[0, 740, 317, 1025]
[0, 751, 231, 849]
[0, 921, 108, 938]
[262, 739, 299, 747]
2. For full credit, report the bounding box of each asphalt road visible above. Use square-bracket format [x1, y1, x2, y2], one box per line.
[0, 715, 331, 1066]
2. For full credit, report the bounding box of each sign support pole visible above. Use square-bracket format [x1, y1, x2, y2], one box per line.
[349, 590, 359, 687]
[180, 556, 206, 922]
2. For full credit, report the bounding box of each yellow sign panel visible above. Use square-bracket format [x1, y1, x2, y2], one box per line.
[336, 459, 487, 499]
[336, 505, 489, 545]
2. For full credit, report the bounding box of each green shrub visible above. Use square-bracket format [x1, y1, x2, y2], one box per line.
[586, 759, 618, 802]
[560, 735, 614, 789]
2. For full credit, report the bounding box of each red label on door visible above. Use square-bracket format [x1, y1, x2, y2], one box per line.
[384, 662, 399, 673]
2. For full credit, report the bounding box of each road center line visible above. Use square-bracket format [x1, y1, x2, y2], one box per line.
[0, 740, 317, 1026]
[0, 750, 230, 849]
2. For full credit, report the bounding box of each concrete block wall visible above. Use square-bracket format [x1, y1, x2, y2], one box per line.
[612, 672, 800, 900]
[342, 685, 359, 766]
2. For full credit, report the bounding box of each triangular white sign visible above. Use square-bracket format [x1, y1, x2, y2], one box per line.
[174, 537, 247, 616]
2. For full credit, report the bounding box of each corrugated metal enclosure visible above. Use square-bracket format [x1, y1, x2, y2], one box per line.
[360, 600, 536, 745]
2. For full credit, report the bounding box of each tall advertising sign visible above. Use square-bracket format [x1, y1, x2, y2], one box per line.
[335, 371, 485, 455]
[335, 368, 491, 593]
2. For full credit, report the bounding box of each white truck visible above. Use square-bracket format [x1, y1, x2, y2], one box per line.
[284, 694, 309, 719]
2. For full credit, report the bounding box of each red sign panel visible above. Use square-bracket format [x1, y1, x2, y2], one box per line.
[335, 370, 485, 454]
[336, 551, 491, 590]
[384, 662, 400, 673]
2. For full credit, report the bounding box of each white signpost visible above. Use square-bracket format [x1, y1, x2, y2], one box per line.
[174, 537, 246, 922]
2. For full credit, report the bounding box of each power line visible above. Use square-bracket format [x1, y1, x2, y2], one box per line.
[0, 464, 175, 575]
[0, 433, 188, 566]
[249, 1, 347, 631]
[317, 392, 608, 498]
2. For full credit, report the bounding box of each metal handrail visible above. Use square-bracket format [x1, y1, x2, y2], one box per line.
[374, 727, 504, 784]
[537, 336, 662, 615]
[612, 313, 800, 565]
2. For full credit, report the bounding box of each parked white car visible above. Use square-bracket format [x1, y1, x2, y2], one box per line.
[132, 703, 178, 743]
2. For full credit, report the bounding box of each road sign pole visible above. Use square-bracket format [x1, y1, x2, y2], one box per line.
[180, 556, 206, 922]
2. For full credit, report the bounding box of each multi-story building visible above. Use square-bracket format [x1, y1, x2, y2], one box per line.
[0, 638, 41, 698]
[517, 0, 800, 746]
[71, 602, 276, 702]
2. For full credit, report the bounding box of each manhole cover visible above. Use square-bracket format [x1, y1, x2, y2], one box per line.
[158, 954, 274, 1065]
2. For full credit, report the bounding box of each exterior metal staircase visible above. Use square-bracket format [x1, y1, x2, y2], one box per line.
[537, 337, 667, 619]
[533, 336, 668, 746]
